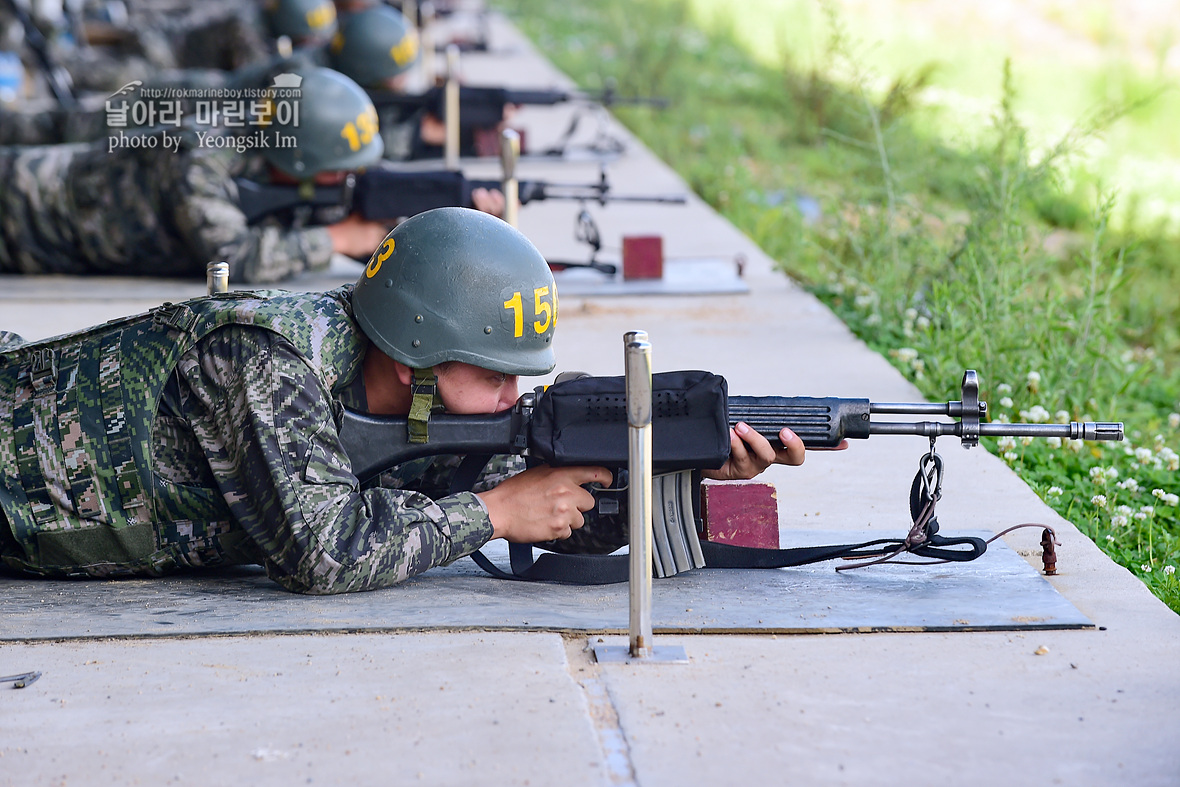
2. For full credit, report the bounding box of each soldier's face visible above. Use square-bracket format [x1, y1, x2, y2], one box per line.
[436, 362, 519, 414]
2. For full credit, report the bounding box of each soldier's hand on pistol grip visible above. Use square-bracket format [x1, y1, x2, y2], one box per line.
[479, 466, 614, 542]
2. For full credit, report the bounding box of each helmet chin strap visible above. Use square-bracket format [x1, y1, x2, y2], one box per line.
[407, 367, 444, 443]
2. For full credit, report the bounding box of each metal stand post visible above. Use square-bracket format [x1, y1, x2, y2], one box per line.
[593, 331, 688, 665]
[206, 261, 228, 296]
[443, 43, 460, 170]
[500, 129, 520, 228]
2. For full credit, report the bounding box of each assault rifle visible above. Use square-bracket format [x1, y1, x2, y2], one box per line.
[339, 370, 1124, 582]
[368, 84, 669, 129]
[339, 370, 1123, 484]
[234, 166, 687, 226]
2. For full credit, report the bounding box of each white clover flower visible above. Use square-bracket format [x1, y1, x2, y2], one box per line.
[865, 313, 882, 326]
[999, 397, 1014, 409]
[1104, 466, 1119, 481]
[1004, 451, 1019, 462]
[1167, 493, 1180, 507]
[1111, 514, 1129, 528]
[1169, 413, 1180, 429]
[854, 293, 877, 309]
[1136, 447, 1154, 464]
[1140, 505, 1155, 517]
[1153, 488, 1167, 499]
[1117, 478, 1140, 493]
[1027, 371, 1041, 393]
[1067, 439, 1085, 453]
[1142, 564, 1153, 573]
[893, 347, 918, 364]
[1165, 565, 1176, 576]
[1090, 466, 1106, 485]
[904, 308, 918, 320]
[997, 383, 1013, 395]
[1046, 486, 1063, 498]
[1020, 436, 1034, 447]
[994, 413, 1010, 424]
[1020, 405, 1051, 423]
[997, 436, 1017, 452]
[1155, 435, 1166, 450]
[1046, 437, 1062, 449]
[1115, 505, 1134, 516]
[916, 316, 931, 331]
[1159, 447, 1179, 471]
[1053, 410, 1068, 424]
[1091, 494, 1107, 508]
[1105, 534, 1115, 542]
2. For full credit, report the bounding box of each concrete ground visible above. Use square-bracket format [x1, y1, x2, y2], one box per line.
[2, 11, 1179, 787]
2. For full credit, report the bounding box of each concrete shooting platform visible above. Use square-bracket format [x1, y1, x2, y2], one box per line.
[1, 8, 1178, 787]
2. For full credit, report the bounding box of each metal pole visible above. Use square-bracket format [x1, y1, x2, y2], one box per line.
[592, 331, 688, 665]
[444, 43, 460, 170]
[417, 1, 434, 88]
[206, 261, 228, 296]
[500, 129, 520, 228]
[625, 332, 653, 658]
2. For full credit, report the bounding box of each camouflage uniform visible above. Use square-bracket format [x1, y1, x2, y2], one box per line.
[0, 128, 334, 283]
[0, 287, 497, 594]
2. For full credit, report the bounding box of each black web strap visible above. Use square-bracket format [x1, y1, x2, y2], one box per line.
[456, 449, 989, 585]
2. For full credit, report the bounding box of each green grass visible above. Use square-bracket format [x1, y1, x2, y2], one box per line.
[492, 0, 1180, 611]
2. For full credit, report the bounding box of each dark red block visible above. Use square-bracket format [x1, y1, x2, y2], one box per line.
[622, 235, 663, 280]
[699, 480, 779, 549]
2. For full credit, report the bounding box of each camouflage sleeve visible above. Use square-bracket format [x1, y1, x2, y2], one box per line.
[174, 147, 335, 284]
[175, 327, 494, 594]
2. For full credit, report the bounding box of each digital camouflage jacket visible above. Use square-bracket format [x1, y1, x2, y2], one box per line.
[0, 286, 498, 593]
[0, 129, 334, 283]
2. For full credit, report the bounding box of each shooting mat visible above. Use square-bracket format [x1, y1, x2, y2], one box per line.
[0, 531, 1091, 641]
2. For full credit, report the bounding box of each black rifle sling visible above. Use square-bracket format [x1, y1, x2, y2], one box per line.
[450, 438, 987, 585]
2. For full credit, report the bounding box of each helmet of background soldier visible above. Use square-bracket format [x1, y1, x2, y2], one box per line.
[260, 66, 383, 178]
[352, 207, 558, 376]
[264, 0, 339, 47]
[328, 5, 419, 88]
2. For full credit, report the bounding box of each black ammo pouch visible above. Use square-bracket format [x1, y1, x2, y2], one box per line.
[528, 369, 731, 470]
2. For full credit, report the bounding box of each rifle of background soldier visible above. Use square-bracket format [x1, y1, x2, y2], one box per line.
[368, 84, 669, 133]
[235, 166, 685, 223]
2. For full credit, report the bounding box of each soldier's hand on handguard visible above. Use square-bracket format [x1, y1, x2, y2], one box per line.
[470, 186, 507, 218]
[702, 425, 847, 481]
[326, 213, 393, 260]
[479, 466, 614, 542]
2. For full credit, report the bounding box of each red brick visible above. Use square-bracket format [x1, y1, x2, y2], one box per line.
[699, 480, 779, 549]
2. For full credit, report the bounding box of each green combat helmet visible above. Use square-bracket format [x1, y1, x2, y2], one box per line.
[328, 5, 420, 88]
[263, 0, 339, 47]
[260, 66, 384, 178]
[352, 208, 558, 440]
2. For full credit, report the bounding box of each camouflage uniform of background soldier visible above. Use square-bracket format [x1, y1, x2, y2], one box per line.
[0, 66, 390, 282]
[0, 208, 627, 594]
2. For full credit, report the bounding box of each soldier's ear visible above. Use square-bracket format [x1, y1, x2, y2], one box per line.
[392, 360, 415, 387]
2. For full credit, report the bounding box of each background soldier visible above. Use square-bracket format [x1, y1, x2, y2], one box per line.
[0, 65, 391, 282]
[327, 4, 515, 164]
